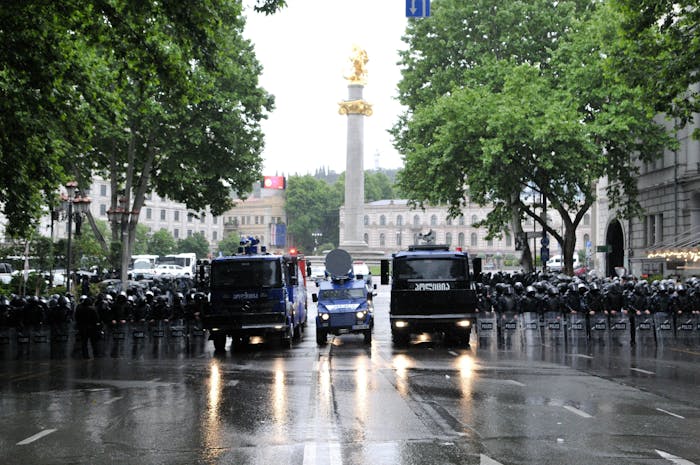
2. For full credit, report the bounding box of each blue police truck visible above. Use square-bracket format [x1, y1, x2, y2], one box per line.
[381, 242, 481, 347]
[312, 249, 374, 345]
[200, 238, 308, 351]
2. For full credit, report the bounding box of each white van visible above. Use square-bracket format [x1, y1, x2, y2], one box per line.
[546, 254, 580, 271]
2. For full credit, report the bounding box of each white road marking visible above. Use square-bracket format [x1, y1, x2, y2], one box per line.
[631, 367, 655, 375]
[302, 442, 316, 465]
[563, 405, 592, 418]
[505, 380, 526, 387]
[329, 441, 342, 465]
[149, 378, 161, 383]
[226, 380, 239, 387]
[479, 378, 526, 387]
[17, 429, 57, 445]
[656, 408, 685, 419]
[568, 354, 593, 359]
[448, 350, 459, 357]
[656, 449, 697, 465]
[103, 396, 123, 405]
[480, 454, 505, 465]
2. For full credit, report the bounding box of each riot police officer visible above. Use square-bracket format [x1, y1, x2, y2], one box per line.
[74, 296, 101, 358]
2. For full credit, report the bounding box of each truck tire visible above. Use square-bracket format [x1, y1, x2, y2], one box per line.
[212, 334, 226, 352]
[316, 329, 327, 345]
[363, 329, 372, 345]
[391, 328, 409, 347]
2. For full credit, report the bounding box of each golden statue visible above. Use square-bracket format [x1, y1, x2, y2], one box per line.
[345, 45, 368, 85]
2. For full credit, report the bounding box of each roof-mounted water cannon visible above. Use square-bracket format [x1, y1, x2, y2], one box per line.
[238, 236, 262, 255]
[324, 249, 355, 283]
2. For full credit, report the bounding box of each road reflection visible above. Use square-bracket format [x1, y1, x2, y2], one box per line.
[392, 354, 413, 398]
[203, 360, 222, 461]
[271, 358, 287, 441]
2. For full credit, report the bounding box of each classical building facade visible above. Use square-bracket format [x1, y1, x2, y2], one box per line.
[340, 199, 593, 268]
[602, 113, 700, 278]
[221, 187, 286, 253]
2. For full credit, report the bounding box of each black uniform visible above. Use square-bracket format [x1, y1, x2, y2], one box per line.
[74, 298, 101, 358]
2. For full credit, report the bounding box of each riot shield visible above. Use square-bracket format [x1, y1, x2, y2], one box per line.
[49, 322, 72, 359]
[168, 319, 187, 349]
[635, 314, 656, 347]
[566, 313, 587, 346]
[498, 312, 520, 348]
[521, 312, 541, 346]
[131, 321, 148, 342]
[543, 311, 565, 345]
[674, 314, 695, 346]
[151, 320, 166, 339]
[653, 312, 674, 347]
[477, 312, 497, 348]
[609, 313, 630, 347]
[0, 327, 15, 360]
[108, 322, 128, 357]
[589, 313, 609, 344]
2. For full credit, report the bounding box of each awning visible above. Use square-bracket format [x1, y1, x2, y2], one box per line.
[646, 224, 700, 262]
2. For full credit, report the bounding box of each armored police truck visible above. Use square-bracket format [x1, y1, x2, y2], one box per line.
[381, 243, 481, 347]
[312, 249, 375, 345]
[200, 237, 308, 351]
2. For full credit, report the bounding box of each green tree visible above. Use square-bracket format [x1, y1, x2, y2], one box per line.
[285, 175, 342, 254]
[611, 0, 699, 135]
[392, 0, 672, 274]
[148, 229, 176, 257]
[217, 232, 242, 256]
[177, 233, 210, 259]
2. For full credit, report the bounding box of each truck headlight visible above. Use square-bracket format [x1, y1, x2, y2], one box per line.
[456, 320, 471, 328]
[394, 321, 408, 328]
[356, 310, 367, 319]
[320, 313, 330, 321]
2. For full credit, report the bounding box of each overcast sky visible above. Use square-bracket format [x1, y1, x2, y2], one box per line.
[243, 1, 409, 176]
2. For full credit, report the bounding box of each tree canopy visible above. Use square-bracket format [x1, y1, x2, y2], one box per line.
[391, 0, 673, 274]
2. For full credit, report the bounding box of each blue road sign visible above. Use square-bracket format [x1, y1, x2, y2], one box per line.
[406, 0, 430, 17]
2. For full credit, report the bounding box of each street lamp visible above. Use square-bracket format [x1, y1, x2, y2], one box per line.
[60, 181, 91, 294]
[312, 231, 323, 255]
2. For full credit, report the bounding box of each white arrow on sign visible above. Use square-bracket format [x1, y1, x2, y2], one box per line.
[409, 0, 428, 16]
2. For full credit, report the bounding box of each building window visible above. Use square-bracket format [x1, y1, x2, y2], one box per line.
[487, 238, 493, 247]
[583, 213, 590, 226]
[506, 233, 512, 247]
[174, 229, 179, 239]
[100, 184, 107, 196]
[458, 233, 465, 247]
[380, 233, 386, 247]
[364, 215, 369, 226]
[446, 232, 452, 245]
[188, 213, 193, 223]
[363, 233, 369, 244]
[430, 214, 437, 226]
[470, 233, 477, 247]
[255, 216, 259, 225]
[396, 215, 403, 226]
[213, 231, 218, 241]
[213, 216, 217, 225]
[200, 214, 206, 224]
[648, 214, 657, 245]
[99, 204, 106, 215]
[201, 230, 206, 238]
[396, 232, 402, 246]
[174, 211, 180, 221]
[459, 215, 465, 226]
[446, 217, 452, 226]
[471, 214, 478, 226]
[187, 229, 193, 237]
[160, 209, 166, 220]
[380, 215, 386, 226]
[413, 215, 420, 227]
[146, 208, 152, 220]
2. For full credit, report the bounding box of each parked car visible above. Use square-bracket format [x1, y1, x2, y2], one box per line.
[153, 264, 188, 276]
[0, 262, 14, 284]
[546, 254, 580, 272]
[310, 265, 326, 283]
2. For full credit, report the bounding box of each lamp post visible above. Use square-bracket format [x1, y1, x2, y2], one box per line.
[60, 181, 91, 294]
[312, 231, 323, 255]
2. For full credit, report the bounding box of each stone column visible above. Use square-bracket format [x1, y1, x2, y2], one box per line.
[338, 47, 372, 251]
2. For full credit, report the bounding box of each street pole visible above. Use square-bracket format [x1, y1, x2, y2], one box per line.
[66, 194, 73, 294]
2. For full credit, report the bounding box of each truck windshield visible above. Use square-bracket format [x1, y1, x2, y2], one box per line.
[395, 258, 467, 281]
[319, 288, 366, 300]
[211, 260, 282, 288]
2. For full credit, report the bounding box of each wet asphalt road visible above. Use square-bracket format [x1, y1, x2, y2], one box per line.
[1, 280, 699, 465]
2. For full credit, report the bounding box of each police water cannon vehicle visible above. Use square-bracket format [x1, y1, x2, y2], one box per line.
[312, 249, 375, 345]
[199, 236, 308, 351]
[380, 239, 481, 347]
